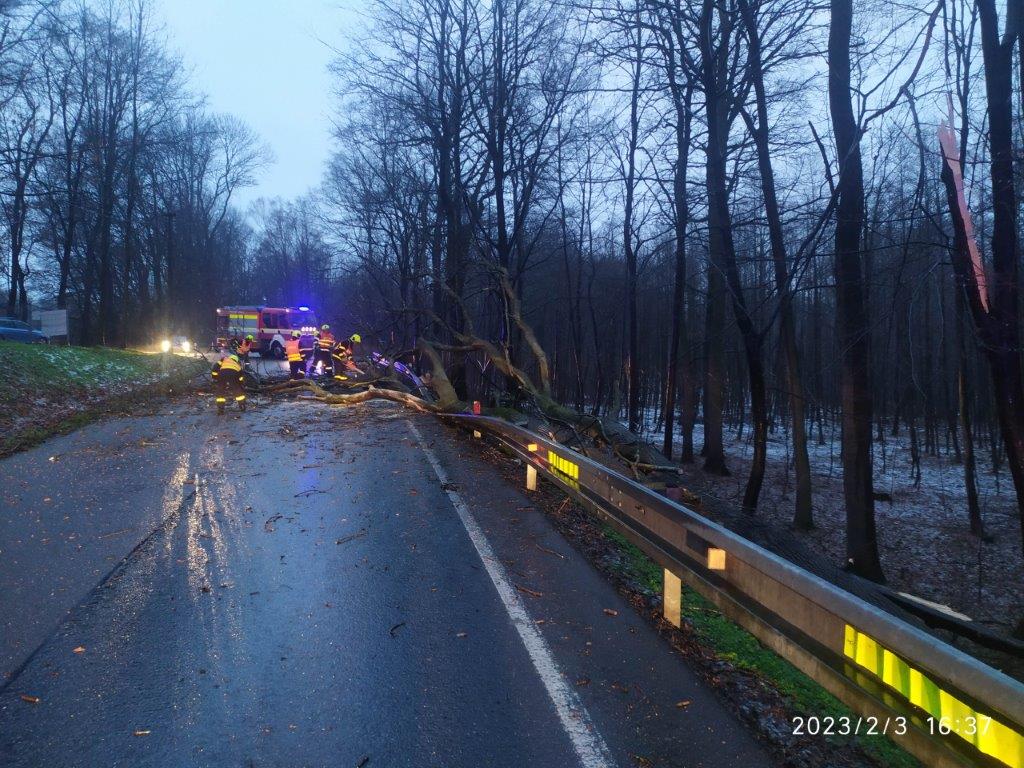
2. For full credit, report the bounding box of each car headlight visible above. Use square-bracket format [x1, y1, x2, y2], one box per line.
[160, 339, 171, 353]
[181, 340, 191, 353]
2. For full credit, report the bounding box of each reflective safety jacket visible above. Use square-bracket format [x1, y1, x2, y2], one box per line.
[299, 333, 315, 356]
[285, 338, 302, 362]
[219, 355, 242, 373]
[317, 331, 335, 350]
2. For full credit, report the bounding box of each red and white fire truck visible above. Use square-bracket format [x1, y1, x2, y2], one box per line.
[215, 305, 319, 359]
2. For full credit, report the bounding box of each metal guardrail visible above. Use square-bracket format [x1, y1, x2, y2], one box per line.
[445, 413, 1024, 768]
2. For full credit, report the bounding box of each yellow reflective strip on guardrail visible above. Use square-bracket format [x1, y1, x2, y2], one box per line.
[550, 468, 580, 491]
[547, 451, 579, 480]
[844, 625, 1024, 767]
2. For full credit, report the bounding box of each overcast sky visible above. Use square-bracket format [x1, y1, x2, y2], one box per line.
[155, 0, 357, 209]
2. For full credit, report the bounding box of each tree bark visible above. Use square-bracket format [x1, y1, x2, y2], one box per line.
[828, 0, 884, 580]
[955, 288, 984, 535]
[738, 0, 812, 525]
[624, 9, 643, 433]
[662, 78, 692, 461]
[701, 0, 761, 499]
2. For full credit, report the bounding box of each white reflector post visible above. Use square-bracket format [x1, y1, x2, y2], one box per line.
[526, 464, 538, 491]
[664, 569, 681, 627]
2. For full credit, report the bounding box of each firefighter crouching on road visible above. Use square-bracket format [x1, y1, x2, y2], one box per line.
[331, 333, 363, 379]
[213, 353, 246, 413]
[286, 331, 305, 380]
[314, 324, 335, 377]
[330, 333, 352, 381]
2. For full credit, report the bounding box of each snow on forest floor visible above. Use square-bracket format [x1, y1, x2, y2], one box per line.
[635, 415, 1024, 636]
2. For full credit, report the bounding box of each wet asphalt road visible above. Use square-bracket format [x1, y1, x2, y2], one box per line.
[0, 396, 773, 767]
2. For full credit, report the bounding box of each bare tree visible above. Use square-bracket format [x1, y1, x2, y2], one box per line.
[828, 0, 883, 580]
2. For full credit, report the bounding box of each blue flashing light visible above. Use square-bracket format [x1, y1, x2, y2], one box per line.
[298, 306, 310, 312]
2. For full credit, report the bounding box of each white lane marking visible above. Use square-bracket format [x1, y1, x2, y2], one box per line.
[408, 421, 615, 768]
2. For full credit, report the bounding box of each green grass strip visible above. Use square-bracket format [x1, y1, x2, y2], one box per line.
[0, 342, 207, 455]
[0, 342, 205, 403]
[601, 525, 918, 768]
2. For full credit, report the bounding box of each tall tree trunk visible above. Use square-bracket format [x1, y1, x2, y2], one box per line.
[828, 0, 884, 580]
[624, 10, 643, 433]
[680, 257, 699, 461]
[956, 288, 984, 535]
[663, 82, 692, 460]
[556, 129, 585, 411]
[702, 251, 729, 473]
[701, 0, 761, 501]
[698, 0, 728, 476]
[739, 0, 812, 525]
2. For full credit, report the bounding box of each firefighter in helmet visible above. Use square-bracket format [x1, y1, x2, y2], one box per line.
[285, 330, 305, 380]
[346, 333, 362, 357]
[213, 353, 246, 413]
[314, 324, 336, 378]
[330, 334, 351, 381]
[236, 334, 254, 362]
[332, 333, 362, 379]
[298, 327, 316, 376]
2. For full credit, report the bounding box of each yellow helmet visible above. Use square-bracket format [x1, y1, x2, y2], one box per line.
[245, 334, 254, 341]
[350, 333, 362, 343]
[229, 354, 239, 363]
[291, 330, 300, 338]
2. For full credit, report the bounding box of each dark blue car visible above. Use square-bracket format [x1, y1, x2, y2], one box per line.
[0, 317, 48, 343]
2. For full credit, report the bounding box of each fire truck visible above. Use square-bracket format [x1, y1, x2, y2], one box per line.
[215, 305, 319, 359]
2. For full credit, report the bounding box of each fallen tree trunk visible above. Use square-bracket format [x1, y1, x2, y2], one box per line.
[262, 379, 439, 413]
[263, 332, 678, 483]
[263, 374, 677, 480]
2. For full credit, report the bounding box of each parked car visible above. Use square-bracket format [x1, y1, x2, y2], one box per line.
[0, 317, 48, 344]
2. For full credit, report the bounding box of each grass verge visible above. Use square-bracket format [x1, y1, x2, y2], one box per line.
[602, 525, 918, 768]
[0, 342, 207, 456]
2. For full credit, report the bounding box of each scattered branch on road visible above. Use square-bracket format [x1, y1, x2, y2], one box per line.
[336, 529, 368, 546]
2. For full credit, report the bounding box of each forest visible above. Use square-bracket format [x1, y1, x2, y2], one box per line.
[1, 0, 1022, 628]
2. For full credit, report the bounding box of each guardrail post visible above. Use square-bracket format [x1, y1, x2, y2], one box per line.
[526, 464, 538, 491]
[664, 569, 681, 627]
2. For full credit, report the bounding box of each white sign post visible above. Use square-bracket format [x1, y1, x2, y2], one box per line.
[34, 309, 68, 340]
